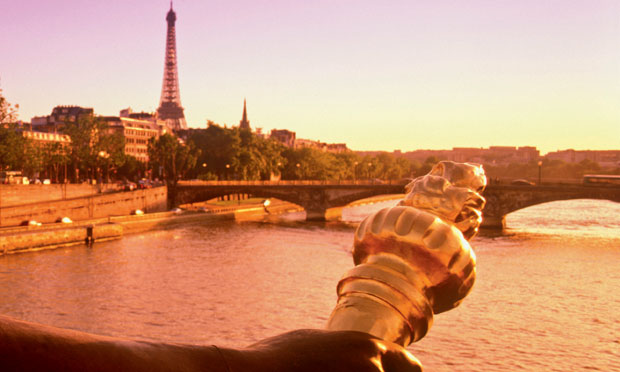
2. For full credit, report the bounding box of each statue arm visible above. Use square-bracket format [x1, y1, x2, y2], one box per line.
[0, 315, 420, 372]
[0, 314, 227, 372]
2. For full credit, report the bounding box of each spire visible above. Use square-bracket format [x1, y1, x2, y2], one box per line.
[166, 2, 176, 24]
[242, 99, 248, 123]
[239, 98, 251, 130]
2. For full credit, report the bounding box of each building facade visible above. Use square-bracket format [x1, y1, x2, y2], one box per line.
[545, 149, 620, 167]
[400, 146, 540, 165]
[103, 113, 161, 162]
[22, 130, 71, 146]
[269, 129, 348, 153]
[31, 106, 94, 133]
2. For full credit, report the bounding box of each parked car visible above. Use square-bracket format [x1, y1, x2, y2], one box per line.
[119, 181, 137, 191]
[138, 179, 153, 189]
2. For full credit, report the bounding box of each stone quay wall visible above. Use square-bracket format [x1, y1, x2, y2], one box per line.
[0, 184, 119, 208]
[1, 223, 123, 254]
[0, 187, 168, 227]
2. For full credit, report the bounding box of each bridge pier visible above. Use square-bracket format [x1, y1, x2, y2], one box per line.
[305, 207, 343, 222]
[480, 215, 505, 230]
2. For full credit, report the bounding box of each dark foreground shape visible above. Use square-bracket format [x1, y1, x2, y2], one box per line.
[0, 315, 421, 372]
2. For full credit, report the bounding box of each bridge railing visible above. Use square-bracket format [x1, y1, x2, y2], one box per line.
[489, 177, 584, 186]
[178, 179, 408, 186]
[180, 178, 601, 188]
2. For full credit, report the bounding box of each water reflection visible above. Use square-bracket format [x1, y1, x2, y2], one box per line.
[0, 199, 619, 371]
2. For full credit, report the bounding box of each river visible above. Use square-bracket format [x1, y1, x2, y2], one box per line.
[1, 199, 619, 371]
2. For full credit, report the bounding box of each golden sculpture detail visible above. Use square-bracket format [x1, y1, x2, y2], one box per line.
[327, 161, 487, 355]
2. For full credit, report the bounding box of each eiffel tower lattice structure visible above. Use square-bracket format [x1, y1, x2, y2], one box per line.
[157, 2, 187, 132]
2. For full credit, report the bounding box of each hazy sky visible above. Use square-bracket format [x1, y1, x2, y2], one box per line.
[2, 0, 618, 154]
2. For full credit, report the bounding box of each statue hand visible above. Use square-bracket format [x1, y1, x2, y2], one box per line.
[223, 329, 422, 372]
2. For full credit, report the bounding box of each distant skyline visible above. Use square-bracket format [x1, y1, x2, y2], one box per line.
[1, 0, 618, 154]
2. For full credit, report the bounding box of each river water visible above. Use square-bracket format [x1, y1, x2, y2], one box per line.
[1, 199, 619, 371]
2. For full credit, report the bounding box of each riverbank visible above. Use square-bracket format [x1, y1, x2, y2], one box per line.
[0, 199, 303, 255]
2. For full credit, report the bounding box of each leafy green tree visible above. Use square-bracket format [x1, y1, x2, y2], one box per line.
[148, 133, 199, 206]
[97, 131, 125, 182]
[63, 115, 125, 182]
[0, 86, 18, 124]
[0, 87, 27, 172]
[333, 152, 360, 180]
[370, 152, 412, 180]
[187, 123, 240, 180]
[257, 136, 287, 180]
[116, 154, 145, 182]
[180, 121, 420, 182]
[235, 127, 286, 180]
[186, 122, 286, 181]
[0, 124, 27, 172]
[27, 142, 70, 182]
[281, 147, 343, 180]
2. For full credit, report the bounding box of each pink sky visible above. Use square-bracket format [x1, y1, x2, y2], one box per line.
[1, 0, 618, 153]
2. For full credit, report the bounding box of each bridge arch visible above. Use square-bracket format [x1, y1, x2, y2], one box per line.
[175, 181, 406, 221]
[502, 198, 619, 231]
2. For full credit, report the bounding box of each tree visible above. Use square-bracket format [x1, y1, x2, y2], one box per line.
[235, 128, 286, 180]
[187, 123, 240, 180]
[281, 147, 343, 180]
[0, 86, 18, 124]
[148, 133, 199, 206]
[0, 124, 27, 173]
[63, 115, 125, 183]
[23, 141, 70, 182]
[186, 123, 286, 181]
[0, 87, 27, 172]
[256, 137, 286, 180]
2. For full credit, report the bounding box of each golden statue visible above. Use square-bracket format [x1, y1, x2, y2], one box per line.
[327, 161, 487, 369]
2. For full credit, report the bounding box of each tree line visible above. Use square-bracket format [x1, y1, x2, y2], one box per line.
[0, 114, 138, 183]
[149, 121, 420, 186]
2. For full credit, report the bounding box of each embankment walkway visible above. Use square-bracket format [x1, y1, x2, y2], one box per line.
[0, 200, 302, 255]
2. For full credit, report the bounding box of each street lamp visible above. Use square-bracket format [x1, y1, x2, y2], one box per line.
[98, 151, 110, 184]
[225, 164, 230, 180]
[538, 160, 542, 185]
[353, 161, 359, 182]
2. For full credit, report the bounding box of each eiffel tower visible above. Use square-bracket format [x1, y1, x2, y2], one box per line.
[157, 1, 187, 132]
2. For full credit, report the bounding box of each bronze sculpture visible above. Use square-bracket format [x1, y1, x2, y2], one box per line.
[327, 161, 486, 368]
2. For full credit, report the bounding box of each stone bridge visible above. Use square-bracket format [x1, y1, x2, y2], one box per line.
[175, 181, 620, 228]
[481, 183, 620, 228]
[176, 180, 405, 221]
